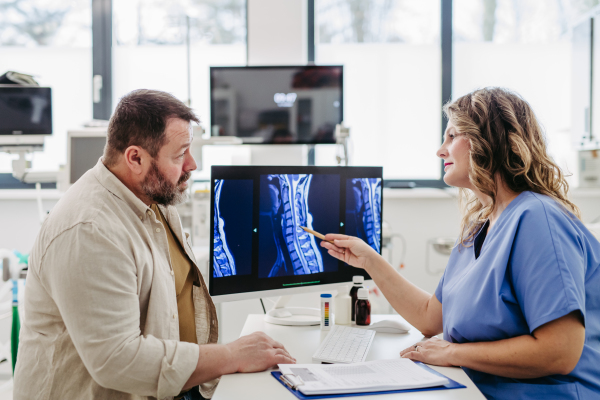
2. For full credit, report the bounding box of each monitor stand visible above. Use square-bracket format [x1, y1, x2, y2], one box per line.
[264, 295, 320, 326]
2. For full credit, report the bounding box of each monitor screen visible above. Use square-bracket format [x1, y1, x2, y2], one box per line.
[0, 86, 52, 135]
[209, 166, 383, 301]
[210, 66, 343, 144]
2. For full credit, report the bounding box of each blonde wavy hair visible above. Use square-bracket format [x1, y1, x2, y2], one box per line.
[443, 87, 580, 246]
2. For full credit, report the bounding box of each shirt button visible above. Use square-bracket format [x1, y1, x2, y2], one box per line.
[212, 320, 215, 325]
[147, 210, 152, 215]
[156, 228, 160, 233]
[139, 216, 143, 220]
[173, 314, 177, 319]
[170, 270, 174, 276]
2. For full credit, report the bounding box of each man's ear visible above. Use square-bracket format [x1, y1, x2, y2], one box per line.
[123, 146, 149, 176]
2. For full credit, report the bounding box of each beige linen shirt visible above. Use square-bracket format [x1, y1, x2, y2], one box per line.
[14, 159, 219, 400]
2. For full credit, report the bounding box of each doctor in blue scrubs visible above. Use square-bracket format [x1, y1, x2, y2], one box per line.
[322, 87, 600, 399]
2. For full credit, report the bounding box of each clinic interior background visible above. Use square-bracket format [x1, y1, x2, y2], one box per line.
[1, 0, 600, 348]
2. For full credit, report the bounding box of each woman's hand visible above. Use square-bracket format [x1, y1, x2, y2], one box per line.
[400, 337, 456, 367]
[320, 234, 380, 270]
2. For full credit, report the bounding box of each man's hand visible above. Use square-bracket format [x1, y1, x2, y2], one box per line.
[227, 332, 296, 373]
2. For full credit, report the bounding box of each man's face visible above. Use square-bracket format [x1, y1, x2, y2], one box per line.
[141, 118, 197, 206]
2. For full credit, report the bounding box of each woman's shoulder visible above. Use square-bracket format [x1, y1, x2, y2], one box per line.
[510, 191, 574, 221]
[507, 192, 595, 245]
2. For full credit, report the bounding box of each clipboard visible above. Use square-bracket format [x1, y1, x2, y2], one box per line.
[272, 362, 466, 399]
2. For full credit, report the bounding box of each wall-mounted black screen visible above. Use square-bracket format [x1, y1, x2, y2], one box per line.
[209, 165, 383, 297]
[0, 86, 52, 135]
[210, 66, 343, 144]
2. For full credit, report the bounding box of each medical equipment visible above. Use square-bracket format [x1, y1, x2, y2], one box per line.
[320, 294, 333, 330]
[0, 85, 57, 184]
[579, 150, 600, 187]
[208, 165, 382, 326]
[58, 128, 108, 190]
[425, 237, 455, 275]
[0, 249, 27, 375]
[355, 288, 371, 326]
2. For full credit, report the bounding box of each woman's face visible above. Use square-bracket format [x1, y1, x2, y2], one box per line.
[437, 121, 472, 188]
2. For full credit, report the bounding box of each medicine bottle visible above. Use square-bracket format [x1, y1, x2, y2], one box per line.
[349, 276, 364, 322]
[355, 288, 371, 326]
[335, 286, 351, 325]
[320, 294, 333, 330]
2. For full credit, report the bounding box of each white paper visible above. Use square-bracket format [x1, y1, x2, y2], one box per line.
[278, 358, 449, 395]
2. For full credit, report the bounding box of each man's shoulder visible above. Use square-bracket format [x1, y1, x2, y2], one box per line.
[37, 170, 132, 249]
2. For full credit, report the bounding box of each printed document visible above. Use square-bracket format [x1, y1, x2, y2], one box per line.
[278, 358, 449, 395]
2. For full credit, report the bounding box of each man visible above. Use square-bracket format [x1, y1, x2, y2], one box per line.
[14, 89, 295, 400]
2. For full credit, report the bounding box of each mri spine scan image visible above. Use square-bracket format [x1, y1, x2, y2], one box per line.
[348, 178, 382, 253]
[213, 179, 236, 277]
[263, 174, 324, 277]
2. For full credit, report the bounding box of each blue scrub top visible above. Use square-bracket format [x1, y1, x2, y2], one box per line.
[435, 191, 600, 400]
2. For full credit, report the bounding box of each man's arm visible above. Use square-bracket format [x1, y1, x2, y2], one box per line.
[182, 332, 295, 391]
[40, 223, 200, 398]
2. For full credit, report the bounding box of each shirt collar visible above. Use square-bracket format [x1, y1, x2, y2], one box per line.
[92, 157, 152, 219]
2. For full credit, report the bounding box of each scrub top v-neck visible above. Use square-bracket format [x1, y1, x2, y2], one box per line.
[435, 191, 600, 399]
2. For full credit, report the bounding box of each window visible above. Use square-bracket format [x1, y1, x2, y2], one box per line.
[112, 0, 247, 128]
[453, 0, 596, 184]
[316, 0, 442, 181]
[0, 0, 92, 172]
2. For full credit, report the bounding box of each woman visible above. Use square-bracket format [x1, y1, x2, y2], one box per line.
[322, 87, 600, 399]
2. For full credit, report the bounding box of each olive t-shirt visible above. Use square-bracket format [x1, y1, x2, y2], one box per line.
[151, 204, 197, 344]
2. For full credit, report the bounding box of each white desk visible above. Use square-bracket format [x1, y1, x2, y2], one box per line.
[213, 314, 484, 399]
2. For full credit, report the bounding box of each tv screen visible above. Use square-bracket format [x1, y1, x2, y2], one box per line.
[209, 165, 383, 298]
[210, 66, 343, 144]
[0, 86, 52, 136]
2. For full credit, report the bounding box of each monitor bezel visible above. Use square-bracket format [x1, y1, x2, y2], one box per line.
[0, 85, 53, 136]
[209, 65, 343, 144]
[208, 165, 383, 302]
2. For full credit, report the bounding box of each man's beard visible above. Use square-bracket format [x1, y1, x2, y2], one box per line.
[141, 160, 191, 206]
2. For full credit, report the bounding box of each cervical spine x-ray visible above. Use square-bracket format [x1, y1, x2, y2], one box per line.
[264, 174, 324, 277]
[348, 178, 382, 253]
[213, 179, 236, 277]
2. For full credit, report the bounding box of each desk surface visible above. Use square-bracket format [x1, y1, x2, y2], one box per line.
[213, 314, 484, 400]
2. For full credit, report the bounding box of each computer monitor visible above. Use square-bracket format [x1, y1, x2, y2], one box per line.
[66, 128, 108, 186]
[210, 66, 343, 144]
[209, 166, 383, 324]
[0, 85, 52, 148]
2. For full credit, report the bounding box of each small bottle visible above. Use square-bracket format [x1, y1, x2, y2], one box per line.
[320, 294, 333, 330]
[355, 288, 371, 326]
[335, 286, 351, 325]
[349, 276, 364, 322]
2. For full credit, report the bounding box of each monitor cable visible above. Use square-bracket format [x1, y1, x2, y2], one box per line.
[260, 299, 266, 314]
